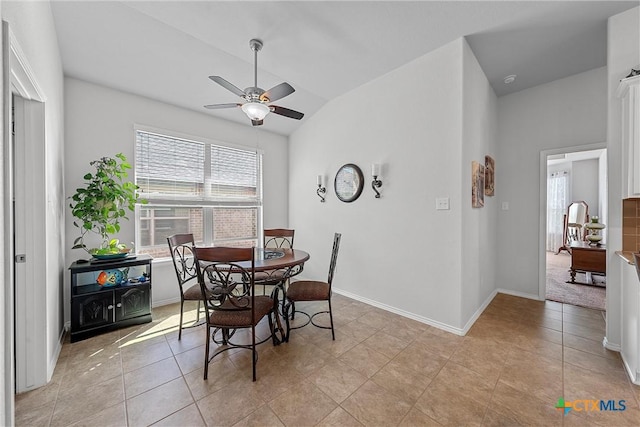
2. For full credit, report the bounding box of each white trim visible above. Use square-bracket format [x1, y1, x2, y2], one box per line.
[496, 287, 543, 301]
[1, 21, 14, 427]
[8, 27, 44, 102]
[603, 336, 621, 352]
[538, 142, 607, 300]
[48, 328, 66, 383]
[460, 289, 498, 335]
[333, 287, 466, 336]
[621, 355, 640, 385]
[152, 296, 181, 308]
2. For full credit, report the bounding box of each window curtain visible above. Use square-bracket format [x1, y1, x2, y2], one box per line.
[547, 170, 570, 252]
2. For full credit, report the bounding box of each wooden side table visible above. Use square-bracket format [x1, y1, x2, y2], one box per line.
[569, 242, 606, 285]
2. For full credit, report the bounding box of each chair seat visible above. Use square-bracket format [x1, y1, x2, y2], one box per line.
[183, 283, 202, 300]
[209, 295, 274, 327]
[287, 280, 330, 301]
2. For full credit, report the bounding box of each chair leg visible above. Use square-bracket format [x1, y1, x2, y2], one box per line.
[268, 312, 277, 346]
[283, 300, 292, 342]
[252, 325, 257, 382]
[179, 299, 185, 340]
[328, 299, 335, 341]
[204, 325, 211, 380]
[291, 301, 296, 320]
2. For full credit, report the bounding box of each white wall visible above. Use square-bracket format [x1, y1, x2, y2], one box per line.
[2, 0, 65, 391]
[607, 6, 640, 353]
[496, 67, 607, 297]
[64, 78, 289, 312]
[572, 158, 599, 215]
[289, 38, 494, 332]
[460, 40, 498, 328]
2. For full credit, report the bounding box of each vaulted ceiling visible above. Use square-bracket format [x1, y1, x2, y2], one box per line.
[51, 1, 638, 136]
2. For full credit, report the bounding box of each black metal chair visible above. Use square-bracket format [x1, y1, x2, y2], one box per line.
[264, 228, 295, 249]
[255, 229, 295, 296]
[284, 233, 341, 341]
[167, 233, 205, 340]
[194, 246, 277, 381]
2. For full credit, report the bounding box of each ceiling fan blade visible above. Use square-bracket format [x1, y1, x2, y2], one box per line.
[270, 105, 304, 120]
[251, 119, 264, 126]
[260, 82, 295, 102]
[204, 103, 240, 110]
[209, 76, 245, 98]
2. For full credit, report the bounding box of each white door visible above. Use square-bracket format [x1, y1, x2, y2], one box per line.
[12, 95, 47, 393]
[3, 22, 48, 399]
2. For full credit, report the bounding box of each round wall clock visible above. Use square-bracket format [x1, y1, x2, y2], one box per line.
[334, 163, 364, 203]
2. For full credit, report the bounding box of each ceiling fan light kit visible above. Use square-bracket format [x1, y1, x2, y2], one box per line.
[204, 38, 304, 126]
[242, 102, 270, 121]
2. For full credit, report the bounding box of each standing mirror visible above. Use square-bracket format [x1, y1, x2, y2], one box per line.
[556, 201, 589, 254]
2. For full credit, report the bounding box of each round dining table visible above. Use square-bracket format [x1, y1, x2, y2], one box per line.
[250, 248, 310, 273]
[234, 247, 310, 344]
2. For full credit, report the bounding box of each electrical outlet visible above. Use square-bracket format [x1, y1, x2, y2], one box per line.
[436, 197, 450, 210]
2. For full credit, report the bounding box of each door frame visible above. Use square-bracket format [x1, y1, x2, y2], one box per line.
[538, 141, 608, 300]
[2, 21, 46, 422]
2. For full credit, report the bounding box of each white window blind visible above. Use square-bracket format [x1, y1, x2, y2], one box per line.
[136, 131, 205, 198]
[210, 145, 258, 200]
[134, 129, 262, 258]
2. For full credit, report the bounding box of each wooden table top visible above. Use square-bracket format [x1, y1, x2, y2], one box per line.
[570, 241, 606, 251]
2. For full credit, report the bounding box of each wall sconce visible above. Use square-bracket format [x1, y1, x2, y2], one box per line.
[316, 175, 326, 203]
[371, 164, 382, 198]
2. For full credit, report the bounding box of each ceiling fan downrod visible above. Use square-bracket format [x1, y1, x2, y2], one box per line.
[249, 38, 263, 90]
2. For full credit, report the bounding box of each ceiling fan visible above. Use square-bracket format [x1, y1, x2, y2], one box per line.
[204, 39, 304, 126]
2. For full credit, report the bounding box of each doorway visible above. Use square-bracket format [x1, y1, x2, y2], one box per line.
[2, 23, 48, 426]
[539, 144, 607, 311]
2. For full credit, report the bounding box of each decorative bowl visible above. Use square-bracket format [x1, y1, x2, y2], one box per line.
[92, 252, 130, 260]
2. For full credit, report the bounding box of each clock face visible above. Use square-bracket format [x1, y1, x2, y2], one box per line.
[334, 163, 364, 203]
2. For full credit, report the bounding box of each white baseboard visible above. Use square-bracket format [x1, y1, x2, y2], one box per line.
[152, 296, 181, 308]
[333, 288, 468, 336]
[460, 289, 499, 335]
[620, 351, 640, 385]
[48, 326, 67, 382]
[496, 288, 542, 301]
[603, 337, 621, 352]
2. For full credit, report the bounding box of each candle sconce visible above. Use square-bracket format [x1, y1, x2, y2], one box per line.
[316, 175, 326, 203]
[371, 164, 383, 198]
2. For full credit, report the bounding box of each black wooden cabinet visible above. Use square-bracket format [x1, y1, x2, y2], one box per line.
[69, 254, 152, 342]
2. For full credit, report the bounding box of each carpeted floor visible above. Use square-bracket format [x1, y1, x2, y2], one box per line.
[546, 251, 606, 311]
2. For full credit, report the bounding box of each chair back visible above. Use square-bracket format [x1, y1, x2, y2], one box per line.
[194, 247, 255, 315]
[327, 233, 342, 286]
[167, 234, 197, 295]
[264, 228, 295, 249]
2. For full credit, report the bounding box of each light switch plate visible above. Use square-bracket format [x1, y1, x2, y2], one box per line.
[502, 202, 509, 210]
[436, 197, 450, 210]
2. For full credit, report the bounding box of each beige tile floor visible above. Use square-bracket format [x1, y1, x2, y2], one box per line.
[15, 293, 640, 426]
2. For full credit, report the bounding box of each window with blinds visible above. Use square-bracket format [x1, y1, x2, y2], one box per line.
[135, 130, 262, 258]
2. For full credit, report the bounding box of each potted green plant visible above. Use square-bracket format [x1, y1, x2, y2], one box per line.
[69, 153, 145, 257]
